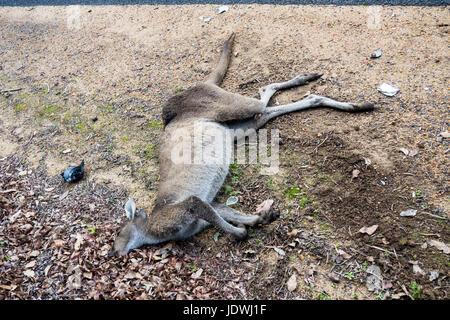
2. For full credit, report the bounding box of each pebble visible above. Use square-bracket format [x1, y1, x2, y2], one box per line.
[328, 272, 340, 283]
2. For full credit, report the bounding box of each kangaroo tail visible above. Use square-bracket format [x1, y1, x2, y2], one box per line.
[204, 33, 235, 86]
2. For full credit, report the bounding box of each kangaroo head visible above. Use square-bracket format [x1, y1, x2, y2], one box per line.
[110, 199, 148, 256]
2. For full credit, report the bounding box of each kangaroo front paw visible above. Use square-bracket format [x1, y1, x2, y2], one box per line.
[259, 206, 279, 224]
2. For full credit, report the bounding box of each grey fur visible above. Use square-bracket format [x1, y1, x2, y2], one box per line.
[110, 33, 375, 256]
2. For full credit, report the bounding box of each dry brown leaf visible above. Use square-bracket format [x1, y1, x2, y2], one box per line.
[0, 284, 17, 291]
[428, 239, 449, 254]
[23, 269, 35, 279]
[161, 242, 173, 251]
[74, 233, 83, 251]
[44, 265, 52, 277]
[191, 268, 203, 279]
[336, 248, 352, 259]
[29, 250, 40, 257]
[25, 260, 36, 269]
[59, 190, 69, 201]
[399, 148, 409, 156]
[124, 272, 143, 280]
[409, 150, 419, 157]
[286, 273, 297, 292]
[358, 224, 378, 235]
[24, 211, 36, 218]
[287, 229, 299, 237]
[352, 169, 360, 179]
[83, 272, 93, 279]
[54, 239, 65, 247]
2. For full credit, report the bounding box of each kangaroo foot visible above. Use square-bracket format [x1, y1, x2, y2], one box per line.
[254, 199, 279, 225]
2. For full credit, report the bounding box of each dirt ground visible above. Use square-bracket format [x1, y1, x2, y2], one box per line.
[0, 4, 448, 300]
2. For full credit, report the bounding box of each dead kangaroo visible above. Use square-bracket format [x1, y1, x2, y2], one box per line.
[111, 33, 375, 256]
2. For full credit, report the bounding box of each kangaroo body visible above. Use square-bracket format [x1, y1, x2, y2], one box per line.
[111, 33, 375, 256]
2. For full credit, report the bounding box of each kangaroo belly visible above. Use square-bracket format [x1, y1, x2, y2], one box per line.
[158, 119, 232, 203]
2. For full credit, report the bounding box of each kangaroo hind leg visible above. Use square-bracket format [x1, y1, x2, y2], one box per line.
[212, 202, 279, 226]
[259, 73, 323, 107]
[186, 196, 247, 240]
[253, 94, 375, 129]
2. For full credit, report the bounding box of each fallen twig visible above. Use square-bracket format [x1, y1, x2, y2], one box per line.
[420, 212, 447, 220]
[419, 232, 440, 237]
[1, 88, 22, 94]
[399, 282, 414, 300]
[0, 189, 18, 193]
[23, 132, 35, 147]
[367, 245, 397, 257]
[314, 136, 329, 153]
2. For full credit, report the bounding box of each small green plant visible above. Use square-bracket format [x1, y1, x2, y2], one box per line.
[222, 184, 233, 196]
[351, 293, 358, 299]
[413, 189, 424, 200]
[265, 177, 274, 190]
[284, 186, 309, 207]
[142, 143, 157, 160]
[376, 291, 384, 300]
[185, 264, 198, 271]
[101, 102, 114, 114]
[299, 196, 308, 207]
[361, 261, 368, 271]
[75, 122, 87, 132]
[229, 163, 242, 185]
[42, 104, 58, 115]
[285, 186, 301, 200]
[409, 281, 421, 299]
[14, 103, 27, 112]
[316, 291, 331, 300]
[174, 85, 182, 93]
[148, 120, 162, 131]
[344, 272, 355, 280]
[82, 215, 97, 235]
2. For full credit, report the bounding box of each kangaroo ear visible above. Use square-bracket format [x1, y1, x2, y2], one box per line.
[124, 199, 136, 220]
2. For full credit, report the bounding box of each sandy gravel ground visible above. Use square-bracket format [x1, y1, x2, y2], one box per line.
[0, 5, 448, 300]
